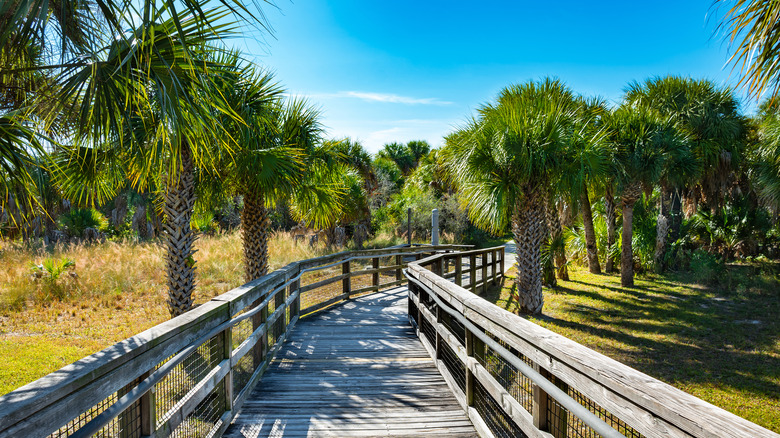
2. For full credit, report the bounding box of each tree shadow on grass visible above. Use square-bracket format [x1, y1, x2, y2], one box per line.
[478, 270, 780, 409]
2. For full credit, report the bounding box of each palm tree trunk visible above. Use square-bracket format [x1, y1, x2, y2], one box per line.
[546, 197, 568, 281]
[163, 142, 197, 317]
[621, 201, 636, 287]
[605, 185, 617, 273]
[242, 191, 270, 282]
[654, 188, 670, 273]
[669, 187, 682, 242]
[620, 183, 642, 287]
[581, 184, 601, 274]
[512, 190, 545, 314]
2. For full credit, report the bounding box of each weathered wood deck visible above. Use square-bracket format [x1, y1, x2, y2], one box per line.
[223, 286, 477, 438]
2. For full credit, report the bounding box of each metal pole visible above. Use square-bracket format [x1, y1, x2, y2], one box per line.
[431, 209, 439, 246]
[407, 207, 412, 245]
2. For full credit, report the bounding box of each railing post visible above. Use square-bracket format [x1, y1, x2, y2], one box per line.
[139, 371, 155, 436]
[342, 259, 351, 298]
[290, 275, 300, 319]
[372, 256, 379, 289]
[481, 252, 488, 294]
[433, 257, 443, 276]
[222, 325, 234, 414]
[469, 254, 477, 293]
[491, 249, 498, 285]
[274, 284, 285, 339]
[252, 298, 267, 366]
[500, 246, 505, 277]
[454, 256, 462, 287]
[395, 254, 402, 282]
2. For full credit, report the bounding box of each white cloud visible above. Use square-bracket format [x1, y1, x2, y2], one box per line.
[326, 119, 456, 153]
[307, 91, 452, 106]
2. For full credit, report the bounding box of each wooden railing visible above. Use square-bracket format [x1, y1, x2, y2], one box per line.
[0, 244, 468, 438]
[405, 248, 780, 438]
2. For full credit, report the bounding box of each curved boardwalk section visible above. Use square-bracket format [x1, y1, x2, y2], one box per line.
[223, 286, 477, 438]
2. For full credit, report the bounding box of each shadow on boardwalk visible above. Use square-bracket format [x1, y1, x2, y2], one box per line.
[224, 287, 477, 438]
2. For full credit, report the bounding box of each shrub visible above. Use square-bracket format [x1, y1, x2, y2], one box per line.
[29, 257, 78, 300]
[58, 208, 109, 237]
[688, 250, 723, 285]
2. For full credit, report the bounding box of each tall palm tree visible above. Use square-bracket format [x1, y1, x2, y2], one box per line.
[625, 76, 745, 270]
[53, 5, 243, 316]
[206, 59, 345, 281]
[443, 78, 581, 314]
[605, 105, 683, 287]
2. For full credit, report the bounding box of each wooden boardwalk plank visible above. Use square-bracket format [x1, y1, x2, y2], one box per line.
[224, 287, 477, 438]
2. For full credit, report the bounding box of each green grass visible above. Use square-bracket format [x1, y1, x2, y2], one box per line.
[483, 264, 780, 432]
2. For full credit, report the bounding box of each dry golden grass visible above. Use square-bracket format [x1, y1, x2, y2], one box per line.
[0, 231, 333, 395]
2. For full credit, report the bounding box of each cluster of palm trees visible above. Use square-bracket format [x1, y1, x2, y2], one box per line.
[0, 1, 353, 316]
[443, 76, 750, 314]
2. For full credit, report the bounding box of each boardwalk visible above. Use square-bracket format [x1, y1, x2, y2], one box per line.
[223, 286, 477, 438]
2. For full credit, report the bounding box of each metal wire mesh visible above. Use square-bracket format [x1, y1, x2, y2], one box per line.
[170, 380, 226, 438]
[232, 351, 256, 403]
[439, 337, 466, 392]
[474, 379, 529, 438]
[408, 296, 419, 327]
[546, 375, 645, 438]
[420, 310, 437, 348]
[231, 311, 253, 350]
[155, 335, 224, 424]
[47, 384, 144, 438]
[473, 333, 534, 413]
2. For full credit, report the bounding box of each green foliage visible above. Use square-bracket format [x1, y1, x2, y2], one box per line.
[191, 209, 217, 235]
[687, 250, 724, 285]
[30, 257, 75, 284]
[58, 208, 108, 237]
[29, 257, 78, 300]
[376, 140, 430, 176]
[373, 184, 469, 243]
[442, 77, 583, 234]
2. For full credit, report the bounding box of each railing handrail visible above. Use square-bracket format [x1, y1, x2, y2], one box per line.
[404, 249, 780, 438]
[0, 243, 470, 438]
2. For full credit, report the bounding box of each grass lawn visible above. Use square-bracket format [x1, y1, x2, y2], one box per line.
[483, 264, 780, 433]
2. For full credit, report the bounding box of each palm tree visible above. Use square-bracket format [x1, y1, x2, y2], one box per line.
[205, 58, 345, 281]
[753, 102, 780, 208]
[605, 105, 683, 287]
[625, 76, 745, 270]
[714, 0, 780, 101]
[52, 6, 244, 316]
[443, 78, 582, 314]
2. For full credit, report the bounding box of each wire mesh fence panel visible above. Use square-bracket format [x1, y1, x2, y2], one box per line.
[420, 311, 437, 348]
[546, 375, 646, 438]
[473, 332, 534, 413]
[409, 298, 419, 327]
[47, 393, 117, 437]
[231, 310, 253, 350]
[155, 335, 224, 424]
[474, 379, 529, 438]
[349, 273, 372, 294]
[232, 352, 255, 403]
[170, 380, 226, 438]
[299, 267, 342, 310]
[440, 338, 466, 392]
[441, 312, 466, 345]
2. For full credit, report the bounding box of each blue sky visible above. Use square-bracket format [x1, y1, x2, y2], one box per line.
[236, 1, 747, 153]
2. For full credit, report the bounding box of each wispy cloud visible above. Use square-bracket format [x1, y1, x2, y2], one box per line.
[308, 91, 452, 106]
